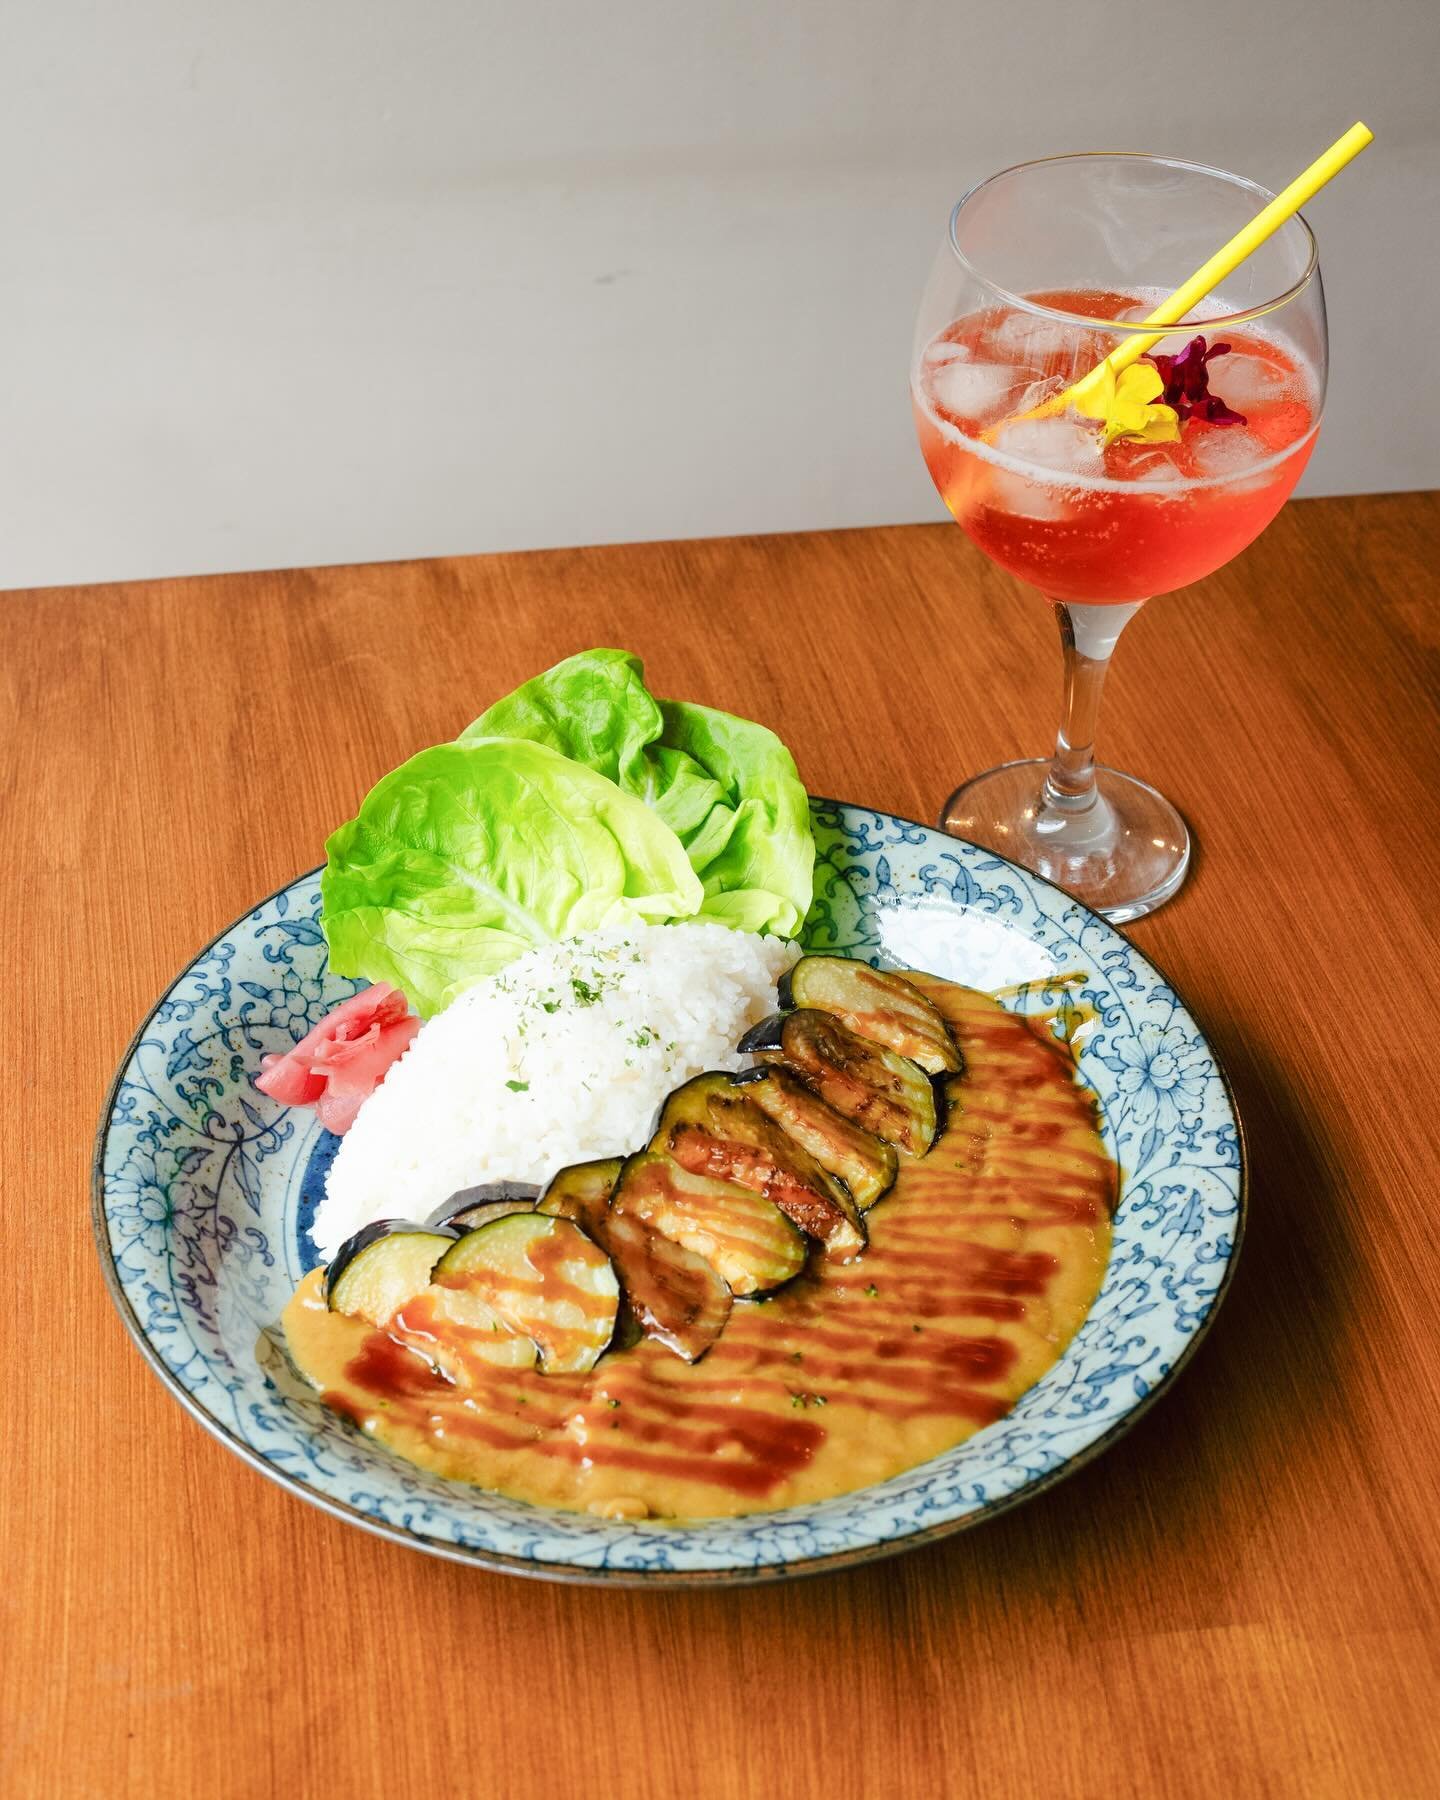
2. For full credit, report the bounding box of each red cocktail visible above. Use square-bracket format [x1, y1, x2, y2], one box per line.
[913, 289, 1319, 604]
[912, 153, 1329, 921]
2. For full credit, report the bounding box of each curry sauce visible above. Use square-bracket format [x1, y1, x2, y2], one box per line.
[282, 978, 1115, 1520]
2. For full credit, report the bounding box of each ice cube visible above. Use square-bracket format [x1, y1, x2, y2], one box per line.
[924, 338, 971, 366]
[992, 414, 1103, 479]
[990, 311, 1077, 364]
[983, 414, 1104, 520]
[1208, 346, 1292, 412]
[1186, 423, 1269, 485]
[927, 360, 1034, 424]
[1125, 445, 1186, 485]
[1016, 375, 1067, 417]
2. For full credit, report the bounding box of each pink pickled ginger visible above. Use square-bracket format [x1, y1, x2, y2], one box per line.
[256, 983, 420, 1135]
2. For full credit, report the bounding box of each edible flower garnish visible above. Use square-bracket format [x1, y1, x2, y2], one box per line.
[1071, 361, 1180, 449]
[1148, 335, 1248, 426]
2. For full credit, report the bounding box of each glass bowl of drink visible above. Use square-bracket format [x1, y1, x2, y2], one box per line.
[913, 151, 1327, 922]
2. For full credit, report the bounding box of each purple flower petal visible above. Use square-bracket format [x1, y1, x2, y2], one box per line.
[1147, 335, 1247, 427]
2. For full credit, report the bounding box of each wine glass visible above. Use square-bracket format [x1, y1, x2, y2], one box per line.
[912, 153, 1327, 922]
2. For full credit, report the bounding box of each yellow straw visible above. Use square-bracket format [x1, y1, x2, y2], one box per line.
[1034, 122, 1373, 420]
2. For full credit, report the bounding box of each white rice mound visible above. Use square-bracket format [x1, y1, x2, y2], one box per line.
[312, 923, 800, 1259]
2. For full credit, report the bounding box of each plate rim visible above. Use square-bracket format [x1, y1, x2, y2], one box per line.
[92, 800, 1247, 1586]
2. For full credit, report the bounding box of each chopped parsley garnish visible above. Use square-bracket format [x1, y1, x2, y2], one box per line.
[864, 1283, 879, 1298]
[570, 976, 603, 1006]
[505, 1079, 529, 1093]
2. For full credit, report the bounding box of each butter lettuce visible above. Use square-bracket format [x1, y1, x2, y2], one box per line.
[654, 695, 815, 937]
[321, 738, 704, 1015]
[322, 650, 814, 1014]
[463, 650, 813, 937]
[463, 647, 663, 792]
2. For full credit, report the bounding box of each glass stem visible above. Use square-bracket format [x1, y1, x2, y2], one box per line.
[1042, 601, 1144, 813]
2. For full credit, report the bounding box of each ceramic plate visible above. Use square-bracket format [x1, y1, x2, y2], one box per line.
[94, 800, 1243, 1584]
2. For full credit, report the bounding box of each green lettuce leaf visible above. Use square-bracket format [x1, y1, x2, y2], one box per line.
[655, 698, 814, 937]
[464, 647, 661, 791]
[461, 650, 813, 937]
[321, 737, 704, 1016]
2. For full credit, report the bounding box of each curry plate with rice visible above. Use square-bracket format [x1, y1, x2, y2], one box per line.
[94, 648, 1239, 1577]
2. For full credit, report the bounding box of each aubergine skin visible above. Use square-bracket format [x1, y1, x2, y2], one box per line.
[737, 1013, 787, 1056]
[324, 1218, 458, 1307]
[324, 1219, 462, 1325]
[778, 957, 963, 1076]
[454, 1181, 543, 1204]
[537, 1158, 623, 1237]
[425, 1187, 540, 1232]
[765, 1010, 939, 1156]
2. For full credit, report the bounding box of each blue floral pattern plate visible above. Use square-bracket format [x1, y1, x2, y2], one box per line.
[93, 801, 1243, 1585]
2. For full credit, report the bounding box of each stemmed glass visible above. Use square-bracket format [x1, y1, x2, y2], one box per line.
[912, 153, 1327, 921]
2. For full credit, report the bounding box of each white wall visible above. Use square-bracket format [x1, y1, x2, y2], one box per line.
[2, 0, 1436, 591]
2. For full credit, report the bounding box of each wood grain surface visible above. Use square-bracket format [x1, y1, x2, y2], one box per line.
[3, 493, 1438, 1799]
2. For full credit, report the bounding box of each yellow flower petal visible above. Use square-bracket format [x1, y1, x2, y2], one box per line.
[1071, 359, 1179, 448]
[1118, 364, 1165, 406]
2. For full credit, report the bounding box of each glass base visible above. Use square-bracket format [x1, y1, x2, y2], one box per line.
[940, 759, 1191, 924]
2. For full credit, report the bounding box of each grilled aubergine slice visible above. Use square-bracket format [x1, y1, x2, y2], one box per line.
[325, 1220, 459, 1325]
[537, 1158, 643, 1350]
[596, 1202, 733, 1362]
[650, 1072, 865, 1258]
[326, 1220, 539, 1371]
[425, 1287, 542, 1372]
[539, 1156, 727, 1361]
[611, 1151, 806, 1297]
[732, 1064, 898, 1209]
[740, 1009, 940, 1156]
[425, 1181, 541, 1233]
[432, 1213, 619, 1374]
[536, 1158, 623, 1235]
[779, 956, 962, 1076]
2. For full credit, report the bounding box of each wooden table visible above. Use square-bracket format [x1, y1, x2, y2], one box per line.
[5, 493, 1438, 1799]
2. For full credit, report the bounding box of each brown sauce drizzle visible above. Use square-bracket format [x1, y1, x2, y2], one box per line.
[669, 1127, 828, 1230]
[323, 1330, 451, 1423]
[526, 1226, 607, 1314]
[289, 976, 1116, 1517]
